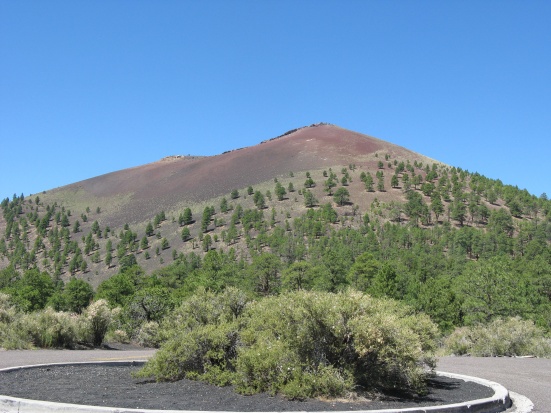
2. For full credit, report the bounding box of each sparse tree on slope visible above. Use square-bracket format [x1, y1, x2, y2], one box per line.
[220, 197, 229, 213]
[333, 187, 350, 206]
[181, 227, 191, 242]
[253, 191, 266, 210]
[275, 182, 286, 201]
[363, 173, 374, 192]
[303, 190, 318, 208]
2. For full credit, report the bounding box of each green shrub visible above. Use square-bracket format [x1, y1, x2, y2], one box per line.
[443, 317, 551, 357]
[62, 278, 94, 314]
[136, 287, 247, 382]
[21, 307, 79, 348]
[7, 269, 55, 312]
[1, 293, 82, 349]
[105, 329, 130, 344]
[136, 321, 161, 348]
[158, 287, 249, 338]
[236, 290, 437, 397]
[0, 325, 32, 349]
[0, 293, 32, 349]
[80, 299, 114, 346]
[118, 286, 174, 339]
[0, 296, 119, 349]
[0, 293, 16, 324]
[136, 289, 438, 399]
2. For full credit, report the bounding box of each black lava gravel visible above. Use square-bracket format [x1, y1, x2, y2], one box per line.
[0, 363, 494, 411]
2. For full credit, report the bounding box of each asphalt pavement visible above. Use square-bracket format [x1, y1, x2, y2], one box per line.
[0, 350, 548, 412]
[437, 356, 551, 413]
[0, 347, 156, 369]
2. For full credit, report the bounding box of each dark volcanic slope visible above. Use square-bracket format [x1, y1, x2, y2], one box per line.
[44, 124, 434, 226]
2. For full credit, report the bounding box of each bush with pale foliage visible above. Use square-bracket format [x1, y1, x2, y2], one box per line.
[81, 299, 114, 346]
[0, 293, 31, 349]
[105, 329, 130, 344]
[0, 295, 117, 350]
[136, 321, 161, 348]
[136, 288, 438, 399]
[443, 317, 551, 357]
[21, 307, 80, 348]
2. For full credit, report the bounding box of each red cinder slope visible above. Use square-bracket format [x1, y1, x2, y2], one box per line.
[45, 124, 433, 226]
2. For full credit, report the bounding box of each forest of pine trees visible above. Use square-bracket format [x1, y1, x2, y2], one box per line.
[1, 160, 550, 343]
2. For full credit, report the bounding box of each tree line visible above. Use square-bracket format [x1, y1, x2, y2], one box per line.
[1, 159, 550, 341]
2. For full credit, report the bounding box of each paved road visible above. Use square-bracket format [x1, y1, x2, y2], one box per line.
[0, 348, 156, 369]
[1, 350, 548, 412]
[438, 356, 551, 413]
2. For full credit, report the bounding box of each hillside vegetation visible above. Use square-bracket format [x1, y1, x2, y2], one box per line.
[1, 124, 550, 358]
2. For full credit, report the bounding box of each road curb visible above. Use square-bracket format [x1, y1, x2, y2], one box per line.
[0, 362, 512, 413]
[505, 392, 533, 413]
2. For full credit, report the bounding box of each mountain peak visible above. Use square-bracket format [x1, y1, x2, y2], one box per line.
[41, 125, 434, 227]
[261, 123, 335, 144]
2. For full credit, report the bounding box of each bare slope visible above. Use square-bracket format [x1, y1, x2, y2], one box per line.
[42, 124, 435, 227]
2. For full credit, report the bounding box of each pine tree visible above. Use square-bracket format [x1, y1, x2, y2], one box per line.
[202, 234, 212, 252]
[105, 251, 112, 268]
[364, 173, 374, 192]
[451, 201, 467, 226]
[324, 178, 337, 196]
[146, 222, 154, 236]
[275, 182, 286, 201]
[183, 208, 193, 225]
[181, 227, 191, 241]
[431, 192, 444, 223]
[253, 191, 266, 210]
[303, 190, 318, 208]
[402, 173, 411, 192]
[333, 187, 350, 206]
[201, 207, 212, 233]
[304, 177, 315, 188]
[377, 175, 385, 192]
[220, 197, 229, 213]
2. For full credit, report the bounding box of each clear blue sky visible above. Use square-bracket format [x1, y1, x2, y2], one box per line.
[1, 1, 549, 200]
